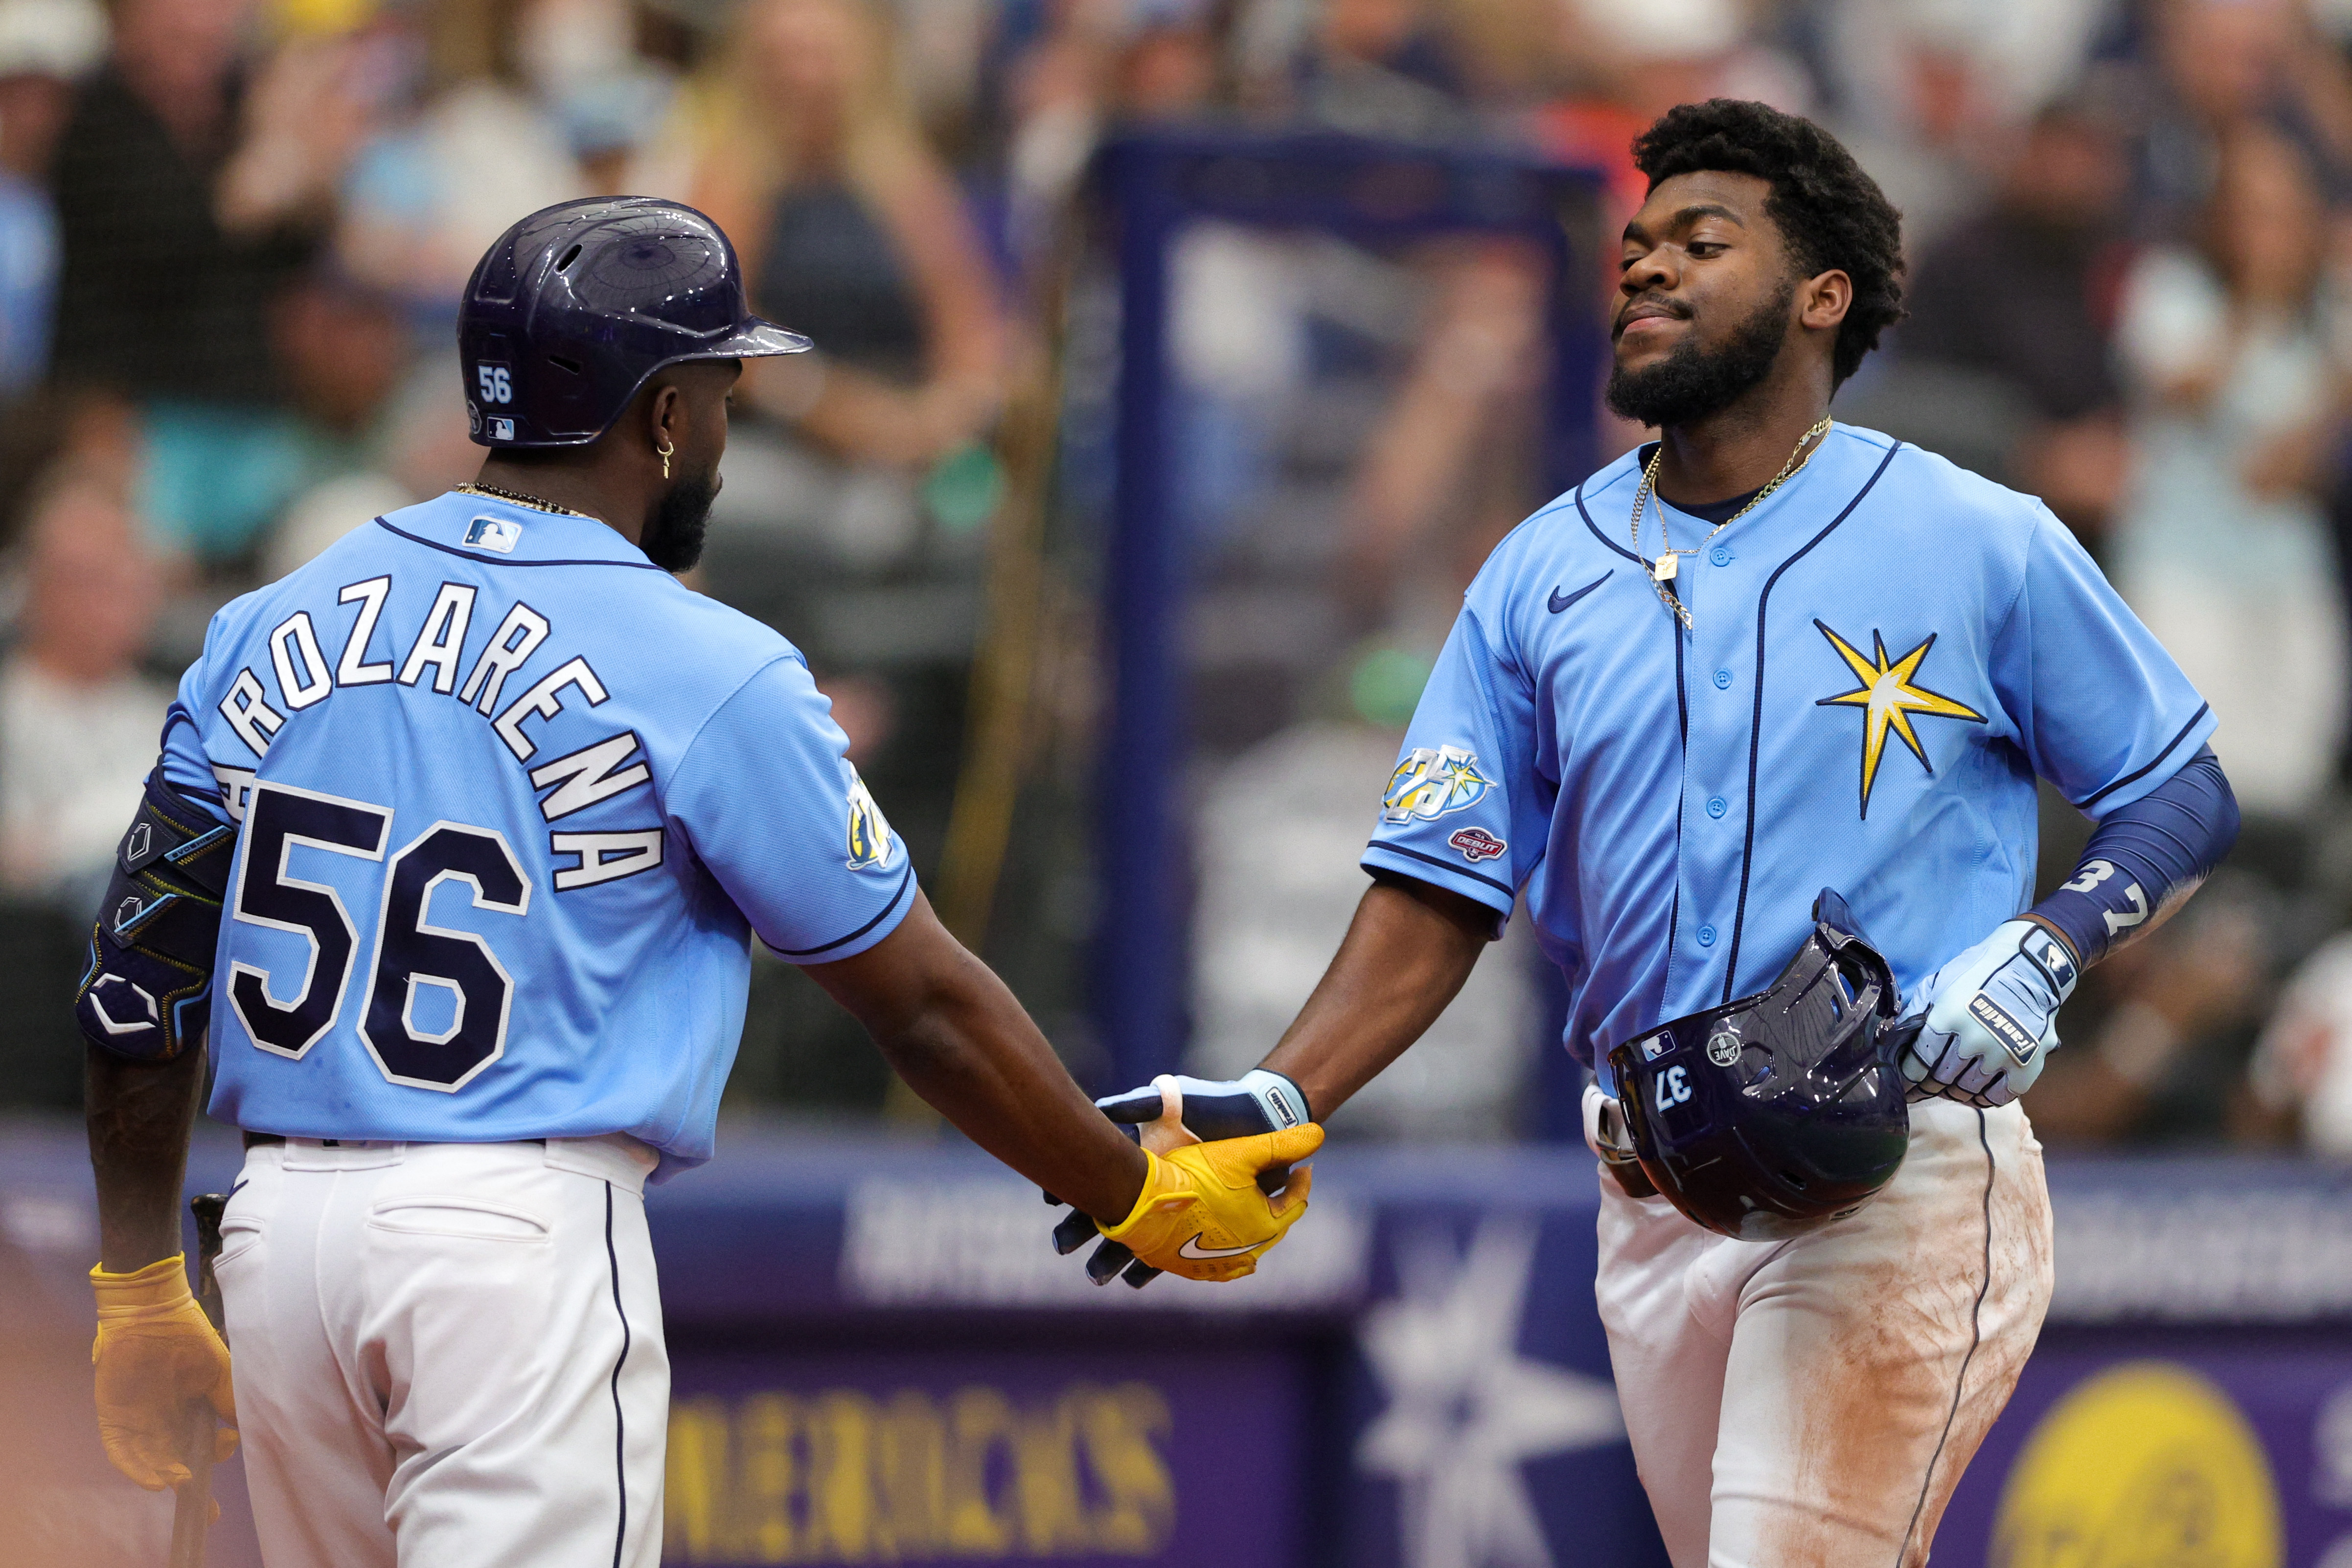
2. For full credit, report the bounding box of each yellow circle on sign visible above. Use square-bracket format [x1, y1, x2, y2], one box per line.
[1993, 1362, 2282, 1568]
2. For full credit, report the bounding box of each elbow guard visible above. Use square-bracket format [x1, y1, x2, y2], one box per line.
[74, 772, 237, 1062]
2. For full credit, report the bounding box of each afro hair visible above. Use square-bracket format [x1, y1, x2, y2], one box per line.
[1631, 99, 1905, 387]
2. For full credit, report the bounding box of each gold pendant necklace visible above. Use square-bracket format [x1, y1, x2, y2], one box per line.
[1630, 415, 1832, 630]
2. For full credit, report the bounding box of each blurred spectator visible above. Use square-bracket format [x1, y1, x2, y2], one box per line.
[1896, 105, 2135, 536]
[2025, 870, 2273, 1144]
[1188, 718, 1537, 1140]
[516, 0, 678, 193]
[138, 264, 417, 565]
[2248, 924, 2352, 1154]
[337, 0, 587, 316]
[1278, 0, 1472, 141]
[2109, 124, 2349, 816]
[2135, 0, 2352, 239]
[694, 0, 1006, 478]
[51, 0, 382, 560]
[0, 0, 101, 397]
[50, 0, 349, 401]
[263, 366, 478, 580]
[0, 476, 170, 909]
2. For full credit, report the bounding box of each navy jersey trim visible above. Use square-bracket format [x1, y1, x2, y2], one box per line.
[1571, 483, 1647, 566]
[2072, 704, 2211, 812]
[767, 861, 916, 958]
[1363, 842, 1515, 900]
[1721, 441, 1905, 1004]
[372, 516, 666, 571]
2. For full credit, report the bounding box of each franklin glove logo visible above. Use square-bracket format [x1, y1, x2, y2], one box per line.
[1968, 994, 2038, 1065]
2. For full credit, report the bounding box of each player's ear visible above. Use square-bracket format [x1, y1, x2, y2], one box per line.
[645, 381, 684, 469]
[1799, 268, 1852, 332]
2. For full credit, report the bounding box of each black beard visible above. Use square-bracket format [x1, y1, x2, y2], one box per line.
[642, 469, 718, 572]
[1605, 278, 1795, 428]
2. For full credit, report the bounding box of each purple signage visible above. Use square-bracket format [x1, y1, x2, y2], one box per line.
[663, 1345, 1305, 1568]
[1935, 1342, 2352, 1567]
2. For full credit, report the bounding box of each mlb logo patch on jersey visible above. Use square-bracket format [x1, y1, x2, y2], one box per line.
[463, 516, 524, 554]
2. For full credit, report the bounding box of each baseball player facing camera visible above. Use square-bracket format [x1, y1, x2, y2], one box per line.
[1059, 102, 2239, 1564]
[76, 197, 1317, 1568]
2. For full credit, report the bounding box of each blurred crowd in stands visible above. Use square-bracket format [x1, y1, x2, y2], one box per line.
[6, 0, 2352, 1155]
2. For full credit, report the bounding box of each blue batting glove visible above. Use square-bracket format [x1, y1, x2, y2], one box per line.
[1046, 1070, 1313, 1288]
[1894, 919, 2078, 1109]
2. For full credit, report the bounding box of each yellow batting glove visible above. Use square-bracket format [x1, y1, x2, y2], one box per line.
[91, 1255, 237, 1490]
[1100, 1123, 1324, 1282]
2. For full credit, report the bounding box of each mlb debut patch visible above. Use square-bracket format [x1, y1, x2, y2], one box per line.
[1448, 826, 1506, 863]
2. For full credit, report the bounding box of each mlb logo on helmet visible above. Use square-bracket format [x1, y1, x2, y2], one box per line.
[490, 417, 516, 442]
[463, 517, 523, 554]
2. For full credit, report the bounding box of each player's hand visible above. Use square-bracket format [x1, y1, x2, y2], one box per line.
[90, 1255, 237, 1491]
[1047, 1070, 1313, 1288]
[1894, 919, 2079, 1109]
[1098, 1123, 1324, 1282]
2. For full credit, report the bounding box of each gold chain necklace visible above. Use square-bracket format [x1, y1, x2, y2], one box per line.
[456, 480, 597, 520]
[1631, 415, 1831, 630]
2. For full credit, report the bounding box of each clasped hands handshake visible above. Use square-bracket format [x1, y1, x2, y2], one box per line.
[1046, 1070, 1322, 1288]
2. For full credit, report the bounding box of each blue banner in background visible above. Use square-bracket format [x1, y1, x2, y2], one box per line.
[8, 1123, 2352, 1568]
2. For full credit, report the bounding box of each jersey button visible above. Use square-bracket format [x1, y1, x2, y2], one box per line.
[1706, 796, 1727, 818]
[1712, 668, 1732, 689]
[1710, 546, 1732, 567]
[1697, 925, 1718, 946]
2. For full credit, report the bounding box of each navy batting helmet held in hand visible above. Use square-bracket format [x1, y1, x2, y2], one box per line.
[1606, 890, 1908, 1241]
[458, 197, 810, 448]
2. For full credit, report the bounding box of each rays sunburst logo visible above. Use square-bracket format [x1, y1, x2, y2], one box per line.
[1813, 621, 1987, 818]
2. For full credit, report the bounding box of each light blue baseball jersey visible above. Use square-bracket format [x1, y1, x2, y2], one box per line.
[1363, 425, 2214, 1091]
[156, 491, 915, 1176]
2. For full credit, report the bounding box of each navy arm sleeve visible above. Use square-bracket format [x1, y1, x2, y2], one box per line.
[2028, 745, 2238, 965]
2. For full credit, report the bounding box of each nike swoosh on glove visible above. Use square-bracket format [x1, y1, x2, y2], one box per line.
[1099, 1123, 1324, 1282]
[1046, 1069, 1311, 1288]
[1895, 919, 2079, 1109]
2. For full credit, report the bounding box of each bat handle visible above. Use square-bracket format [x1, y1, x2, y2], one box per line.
[167, 1395, 214, 1568]
[189, 1193, 228, 1334]
[169, 1193, 231, 1568]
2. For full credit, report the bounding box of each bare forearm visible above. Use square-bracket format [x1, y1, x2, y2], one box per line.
[875, 1008, 1145, 1223]
[85, 1044, 206, 1272]
[812, 897, 1147, 1224]
[1259, 878, 1490, 1118]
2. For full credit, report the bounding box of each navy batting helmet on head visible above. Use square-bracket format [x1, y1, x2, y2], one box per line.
[458, 196, 810, 449]
[1606, 890, 1909, 1241]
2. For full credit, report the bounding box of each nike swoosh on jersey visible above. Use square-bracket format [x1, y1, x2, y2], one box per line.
[1548, 572, 1612, 614]
[1177, 1234, 1269, 1260]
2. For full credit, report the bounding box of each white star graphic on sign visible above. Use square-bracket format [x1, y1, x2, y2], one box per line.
[1357, 1216, 1626, 1568]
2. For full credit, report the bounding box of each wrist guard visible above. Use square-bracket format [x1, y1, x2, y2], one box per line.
[74, 772, 236, 1062]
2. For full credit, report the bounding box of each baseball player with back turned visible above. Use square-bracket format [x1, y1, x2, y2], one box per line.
[1057, 101, 2243, 1563]
[74, 197, 1320, 1568]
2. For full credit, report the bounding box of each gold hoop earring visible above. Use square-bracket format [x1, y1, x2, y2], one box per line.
[656, 436, 674, 481]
